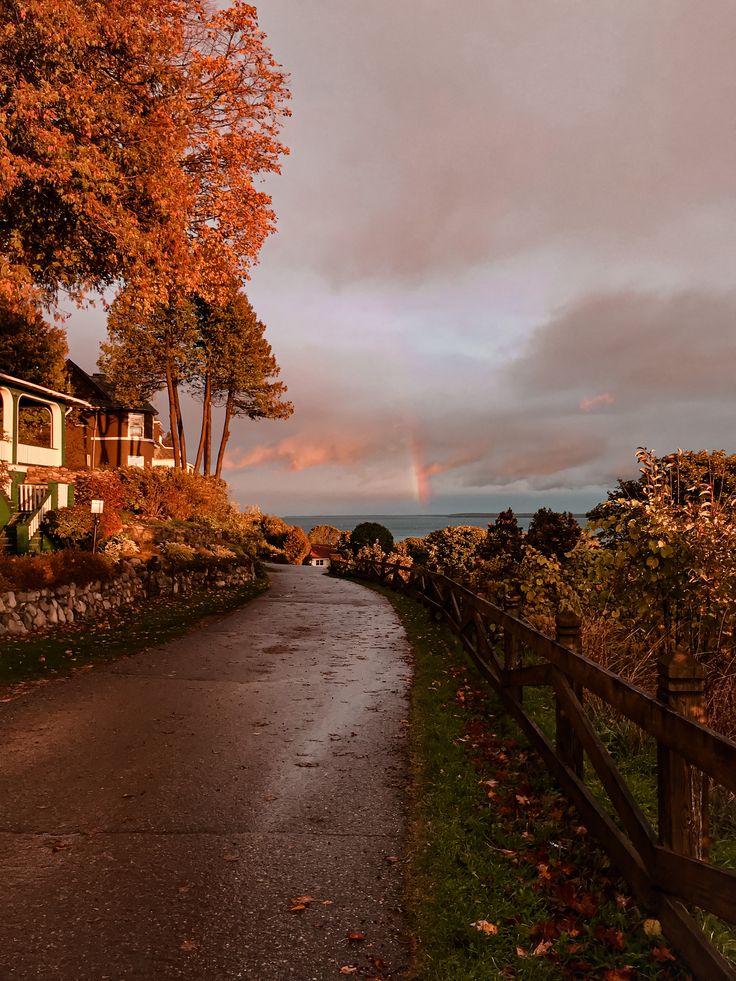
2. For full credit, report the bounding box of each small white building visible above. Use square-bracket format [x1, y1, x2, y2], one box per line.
[308, 544, 338, 569]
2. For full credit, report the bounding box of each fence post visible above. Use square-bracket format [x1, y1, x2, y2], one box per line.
[657, 649, 709, 861]
[555, 610, 584, 778]
[504, 594, 523, 703]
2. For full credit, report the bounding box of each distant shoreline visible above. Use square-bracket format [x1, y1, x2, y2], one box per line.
[284, 512, 588, 540]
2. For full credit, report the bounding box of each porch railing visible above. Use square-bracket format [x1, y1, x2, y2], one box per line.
[18, 483, 49, 512]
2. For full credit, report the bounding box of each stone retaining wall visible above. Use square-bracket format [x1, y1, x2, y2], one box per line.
[0, 558, 256, 637]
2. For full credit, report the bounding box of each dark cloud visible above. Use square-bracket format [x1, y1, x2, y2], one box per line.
[259, 0, 736, 283]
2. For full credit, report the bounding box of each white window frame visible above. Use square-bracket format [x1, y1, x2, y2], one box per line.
[128, 413, 145, 438]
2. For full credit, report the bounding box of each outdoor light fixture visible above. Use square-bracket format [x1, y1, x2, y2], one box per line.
[90, 499, 104, 551]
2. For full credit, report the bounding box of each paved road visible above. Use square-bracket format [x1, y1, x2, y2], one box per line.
[0, 566, 412, 981]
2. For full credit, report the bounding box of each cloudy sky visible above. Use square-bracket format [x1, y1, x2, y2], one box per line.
[67, 1, 736, 515]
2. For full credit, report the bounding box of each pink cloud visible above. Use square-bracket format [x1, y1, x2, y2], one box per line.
[223, 434, 377, 473]
[580, 392, 615, 412]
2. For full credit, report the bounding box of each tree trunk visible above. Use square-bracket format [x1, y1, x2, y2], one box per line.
[194, 371, 212, 474]
[165, 358, 181, 470]
[171, 375, 187, 469]
[215, 391, 234, 479]
[204, 396, 212, 476]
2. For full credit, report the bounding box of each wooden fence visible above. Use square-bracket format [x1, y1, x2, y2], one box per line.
[345, 557, 736, 980]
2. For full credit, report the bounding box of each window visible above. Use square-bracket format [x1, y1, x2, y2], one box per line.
[315, 559, 325, 566]
[127, 454, 145, 468]
[128, 413, 144, 438]
[18, 398, 53, 448]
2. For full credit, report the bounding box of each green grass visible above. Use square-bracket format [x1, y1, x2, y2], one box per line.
[375, 588, 695, 980]
[0, 575, 269, 685]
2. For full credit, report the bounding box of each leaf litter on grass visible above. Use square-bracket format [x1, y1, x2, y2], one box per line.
[389, 593, 696, 981]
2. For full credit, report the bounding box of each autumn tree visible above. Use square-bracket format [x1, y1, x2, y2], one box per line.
[308, 525, 342, 546]
[0, 299, 68, 390]
[188, 292, 293, 478]
[0, 0, 289, 312]
[283, 525, 311, 565]
[100, 293, 198, 469]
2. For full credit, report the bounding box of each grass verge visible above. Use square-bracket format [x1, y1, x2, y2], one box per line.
[376, 586, 694, 980]
[0, 575, 269, 687]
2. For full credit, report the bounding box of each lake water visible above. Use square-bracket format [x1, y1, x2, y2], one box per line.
[284, 513, 589, 541]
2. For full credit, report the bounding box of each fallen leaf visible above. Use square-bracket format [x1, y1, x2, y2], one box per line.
[339, 968, 357, 976]
[651, 944, 676, 962]
[471, 919, 498, 935]
[603, 969, 636, 980]
[594, 925, 626, 951]
[515, 946, 527, 957]
[642, 918, 662, 937]
[346, 931, 366, 942]
[180, 940, 197, 952]
[531, 940, 552, 956]
[222, 852, 240, 862]
[178, 883, 192, 894]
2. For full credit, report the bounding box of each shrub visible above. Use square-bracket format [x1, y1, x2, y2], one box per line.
[526, 507, 581, 561]
[74, 470, 126, 512]
[0, 551, 115, 590]
[395, 536, 429, 566]
[261, 514, 291, 548]
[102, 534, 140, 560]
[308, 524, 342, 545]
[43, 504, 122, 548]
[160, 541, 197, 564]
[424, 525, 485, 578]
[481, 509, 525, 562]
[350, 521, 394, 555]
[283, 525, 311, 565]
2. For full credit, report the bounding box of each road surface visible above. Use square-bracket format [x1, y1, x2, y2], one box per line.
[0, 565, 412, 980]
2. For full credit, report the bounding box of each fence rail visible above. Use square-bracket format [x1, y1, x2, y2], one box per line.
[344, 557, 736, 980]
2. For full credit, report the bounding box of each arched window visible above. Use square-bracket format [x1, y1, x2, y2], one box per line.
[18, 397, 53, 448]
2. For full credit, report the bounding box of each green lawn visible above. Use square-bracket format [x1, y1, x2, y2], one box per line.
[379, 588, 695, 980]
[0, 575, 269, 686]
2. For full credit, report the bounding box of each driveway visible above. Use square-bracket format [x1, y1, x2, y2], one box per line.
[0, 565, 412, 980]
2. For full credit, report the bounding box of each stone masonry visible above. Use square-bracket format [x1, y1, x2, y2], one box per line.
[0, 558, 256, 637]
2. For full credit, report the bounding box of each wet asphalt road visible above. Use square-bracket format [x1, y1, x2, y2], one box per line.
[0, 565, 412, 981]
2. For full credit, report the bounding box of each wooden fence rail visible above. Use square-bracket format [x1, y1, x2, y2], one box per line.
[343, 557, 736, 980]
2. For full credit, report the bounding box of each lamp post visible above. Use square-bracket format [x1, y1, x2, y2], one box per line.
[90, 499, 104, 552]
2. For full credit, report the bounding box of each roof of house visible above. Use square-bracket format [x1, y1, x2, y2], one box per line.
[154, 442, 176, 462]
[66, 360, 158, 414]
[310, 544, 339, 559]
[0, 372, 93, 409]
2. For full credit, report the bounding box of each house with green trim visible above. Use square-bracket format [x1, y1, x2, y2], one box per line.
[0, 372, 92, 553]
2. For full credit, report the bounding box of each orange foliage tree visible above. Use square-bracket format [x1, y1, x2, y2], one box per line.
[0, 0, 290, 312]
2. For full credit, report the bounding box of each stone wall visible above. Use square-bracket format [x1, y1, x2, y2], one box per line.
[0, 558, 256, 637]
